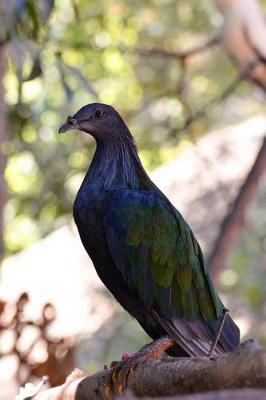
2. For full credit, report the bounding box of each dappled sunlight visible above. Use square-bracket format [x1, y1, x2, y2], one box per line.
[0, 1, 266, 398]
[220, 269, 239, 287]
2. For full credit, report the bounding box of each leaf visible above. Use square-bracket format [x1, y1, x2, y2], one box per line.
[26, 0, 40, 39]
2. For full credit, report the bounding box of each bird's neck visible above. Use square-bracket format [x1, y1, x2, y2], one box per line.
[85, 134, 153, 192]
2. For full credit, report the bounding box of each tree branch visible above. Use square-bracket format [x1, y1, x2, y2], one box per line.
[133, 35, 221, 61]
[208, 136, 266, 280]
[173, 62, 256, 134]
[119, 389, 266, 400]
[72, 340, 266, 400]
[73, 36, 220, 61]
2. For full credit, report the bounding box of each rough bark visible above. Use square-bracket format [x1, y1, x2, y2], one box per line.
[0, 45, 7, 260]
[119, 389, 266, 400]
[208, 136, 266, 280]
[74, 340, 266, 400]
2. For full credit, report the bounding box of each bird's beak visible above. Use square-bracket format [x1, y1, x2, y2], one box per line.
[58, 117, 79, 134]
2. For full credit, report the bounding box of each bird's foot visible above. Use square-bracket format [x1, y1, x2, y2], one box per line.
[110, 353, 146, 396]
[122, 352, 131, 361]
[107, 336, 175, 397]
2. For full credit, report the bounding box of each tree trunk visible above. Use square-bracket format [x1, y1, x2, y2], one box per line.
[208, 136, 266, 280]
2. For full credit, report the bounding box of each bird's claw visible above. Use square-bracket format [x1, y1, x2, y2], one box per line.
[110, 355, 146, 395]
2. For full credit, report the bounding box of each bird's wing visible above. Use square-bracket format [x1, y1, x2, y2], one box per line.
[103, 189, 239, 356]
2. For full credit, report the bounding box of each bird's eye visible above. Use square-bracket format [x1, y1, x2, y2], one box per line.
[94, 109, 104, 119]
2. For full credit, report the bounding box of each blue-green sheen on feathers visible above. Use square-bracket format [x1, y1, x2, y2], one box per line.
[104, 189, 224, 322]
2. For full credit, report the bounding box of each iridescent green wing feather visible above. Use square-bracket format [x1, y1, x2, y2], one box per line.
[103, 189, 224, 322]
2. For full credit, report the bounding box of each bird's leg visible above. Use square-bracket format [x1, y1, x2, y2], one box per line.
[208, 310, 230, 358]
[135, 335, 175, 359]
[109, 336, 175, 396]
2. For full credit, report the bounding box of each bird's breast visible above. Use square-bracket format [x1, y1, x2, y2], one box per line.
[74, 189, 101, 226]
[73, 187, 106, 251]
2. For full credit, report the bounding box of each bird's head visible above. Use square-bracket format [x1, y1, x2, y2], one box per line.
[59, 103, 122, 140]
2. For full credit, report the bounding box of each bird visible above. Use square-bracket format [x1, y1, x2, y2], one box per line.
[59, 103, 240, 369]
[216, 0, 266, 90]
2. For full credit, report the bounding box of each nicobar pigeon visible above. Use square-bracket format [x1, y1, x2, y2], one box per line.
[59, 103, 240, 359]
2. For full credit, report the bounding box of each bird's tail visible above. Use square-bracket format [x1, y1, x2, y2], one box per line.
[152, 309, 240, 357]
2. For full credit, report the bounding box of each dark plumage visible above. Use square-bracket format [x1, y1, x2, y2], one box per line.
[59, 103, 240, 357]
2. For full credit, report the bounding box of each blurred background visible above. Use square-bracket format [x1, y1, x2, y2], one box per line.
[0, 0, 266, 398]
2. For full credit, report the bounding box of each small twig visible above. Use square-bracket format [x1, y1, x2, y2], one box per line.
[133, 35, 221, 61]
[171, 61, 258, 135]
[181, 73, 242, 130]
[208, 310, 229, 357]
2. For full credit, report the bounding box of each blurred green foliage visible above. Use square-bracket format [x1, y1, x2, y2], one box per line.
[1, 1, 265, 262]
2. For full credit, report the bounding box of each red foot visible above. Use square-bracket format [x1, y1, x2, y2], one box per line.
[122, 353, 131, 361]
